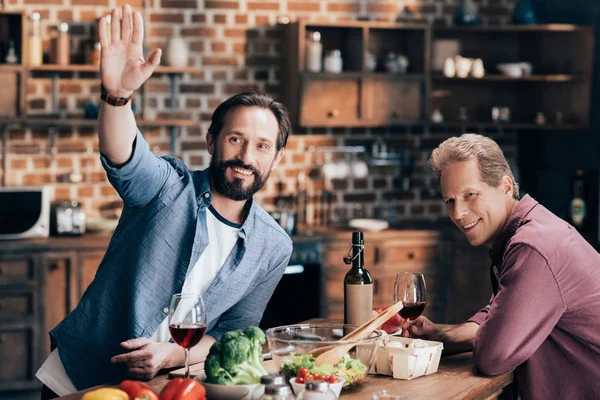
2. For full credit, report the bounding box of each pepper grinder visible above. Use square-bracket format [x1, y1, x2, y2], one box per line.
[29, 12, 43, 66]
[52, 22, 70, 65]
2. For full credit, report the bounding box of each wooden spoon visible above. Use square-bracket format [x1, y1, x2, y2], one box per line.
[312, 301, 404, 367]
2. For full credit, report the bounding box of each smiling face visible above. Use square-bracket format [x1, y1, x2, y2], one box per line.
[441, 159, 515, 248]
[207, 106, 284, 201]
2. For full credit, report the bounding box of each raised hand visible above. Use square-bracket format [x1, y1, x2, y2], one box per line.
[99, 4, 162, 98]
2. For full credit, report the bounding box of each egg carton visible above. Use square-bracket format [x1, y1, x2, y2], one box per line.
[369, 336, 443, 380]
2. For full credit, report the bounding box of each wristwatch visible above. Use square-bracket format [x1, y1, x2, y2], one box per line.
[100, 84, 132, 106]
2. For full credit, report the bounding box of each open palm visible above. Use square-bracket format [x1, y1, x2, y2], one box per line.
[99, 4, 161, 98]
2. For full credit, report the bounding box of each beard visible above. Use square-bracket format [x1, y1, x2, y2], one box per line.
[209, 156, 272, 201]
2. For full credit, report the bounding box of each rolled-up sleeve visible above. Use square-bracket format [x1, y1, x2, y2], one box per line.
[209, 243, 292, 340]
[472, 243, 565, 375]
[100, 129, 178, 208]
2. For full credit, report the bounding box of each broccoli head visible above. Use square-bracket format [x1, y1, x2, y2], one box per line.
[204, 326, 269, 385]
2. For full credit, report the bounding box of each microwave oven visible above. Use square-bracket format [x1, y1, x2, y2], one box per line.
[0, 186, 50, 240]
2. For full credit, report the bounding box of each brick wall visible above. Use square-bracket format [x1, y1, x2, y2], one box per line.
[1, 0, 518, 224]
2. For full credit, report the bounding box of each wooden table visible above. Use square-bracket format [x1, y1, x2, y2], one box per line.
[58, 351, 512, 400]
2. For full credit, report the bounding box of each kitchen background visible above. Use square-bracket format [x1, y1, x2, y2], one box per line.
[0, 0, 599, 398]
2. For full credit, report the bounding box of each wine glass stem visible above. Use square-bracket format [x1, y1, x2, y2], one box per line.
[407, 321, 412, 338]
[184, 348, 190, 379]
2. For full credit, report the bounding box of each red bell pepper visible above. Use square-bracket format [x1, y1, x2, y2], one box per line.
[159, 378, 206, 400]
[119, 380, 159, 400]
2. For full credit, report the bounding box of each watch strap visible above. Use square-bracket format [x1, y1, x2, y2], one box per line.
[100, 84, 132, 106]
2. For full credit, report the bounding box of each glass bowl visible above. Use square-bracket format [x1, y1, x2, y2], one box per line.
[265, 324, 384, 388]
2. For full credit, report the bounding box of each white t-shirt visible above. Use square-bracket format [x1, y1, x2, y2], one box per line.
[36, 205, 240, 396]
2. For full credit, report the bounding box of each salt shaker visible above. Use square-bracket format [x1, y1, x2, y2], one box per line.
[259, 384, 295, 400]
[252, 374, 286, 399]
[296, 381, 336, 400]
[29, 12, 43, 66]
[305, 31, 323, 72]
[323, 50, 343, 73]
[52, 22, 70, 65]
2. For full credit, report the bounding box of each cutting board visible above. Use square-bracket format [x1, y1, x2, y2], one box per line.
[168, 360, 278, 379]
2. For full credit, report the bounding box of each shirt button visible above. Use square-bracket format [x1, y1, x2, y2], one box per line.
[163, 307, 169, 314]
[204, 193, 210, 198]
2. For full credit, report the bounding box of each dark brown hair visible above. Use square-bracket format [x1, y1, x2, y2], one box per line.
[208, 92, 291, 151]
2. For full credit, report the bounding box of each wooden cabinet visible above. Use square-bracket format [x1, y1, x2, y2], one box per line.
[321, 230, 450, 322]
[281, 21, 429, 127]
[0, 236, 109, 398]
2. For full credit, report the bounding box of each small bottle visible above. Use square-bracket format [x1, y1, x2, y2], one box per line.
[259, 384, 295, 400]
[305, 31, 322, 73]
[29, 12, 43, 66]
[52, 22, 70, 65]
[252, 374, 286, 400]
[343, 231, 373, 326]
[570, 169, 586, 230]
[296, 381, 336, 400]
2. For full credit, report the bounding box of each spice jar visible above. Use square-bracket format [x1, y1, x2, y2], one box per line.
[323, 50, 342, 73]
[252, 374, 286, 399]
[259, 384, 295, 400]
[51, 22, 70, 65]
[29, 12, 43, 66]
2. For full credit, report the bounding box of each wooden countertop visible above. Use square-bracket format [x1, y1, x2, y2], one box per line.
[57, 347, 512, 400]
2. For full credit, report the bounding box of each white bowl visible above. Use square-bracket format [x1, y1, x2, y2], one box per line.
[497, 62, 533, 77]
[289, 377, 344, 398]
[348, 218, 389, 232]
[202, 381, 259, 400]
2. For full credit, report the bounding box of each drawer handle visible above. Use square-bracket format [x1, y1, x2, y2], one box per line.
[328, 109, 340, 118]
[408, 252, 415, 260]
[48, 263, 59, 271]
[391, 111, 400, 118]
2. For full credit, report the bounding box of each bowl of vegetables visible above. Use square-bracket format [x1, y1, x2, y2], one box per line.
[265, 324, 383, 388]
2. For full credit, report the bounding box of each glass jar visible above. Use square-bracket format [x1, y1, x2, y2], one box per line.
[305, 31, 322, 72]
[252, 374, 287, 399]
[296, 381, 337, 400]
[259, 384, 295, 400]
[323, 50, 343, 73]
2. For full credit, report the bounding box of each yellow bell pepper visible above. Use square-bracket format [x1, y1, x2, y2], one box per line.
[81, 387, 129, 400]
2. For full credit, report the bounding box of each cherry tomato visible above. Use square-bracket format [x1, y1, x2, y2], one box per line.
[297, 368, 310, 379]
[306, 374, 314, 381]
[296, 377, 305, 384]
[313, 374, 322, 381]
[327, 375, 338, 383]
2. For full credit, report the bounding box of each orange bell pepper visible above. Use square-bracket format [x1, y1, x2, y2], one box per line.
[159, 378, 206, 400]
[119, 380, 159, 400]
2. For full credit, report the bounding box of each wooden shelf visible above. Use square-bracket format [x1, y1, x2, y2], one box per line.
[429, 121, 588, 131]
[27, 65, 201, 74]
[434, 24, 593, 33]
[300, 20, 428, 30]
[432, 74, 579, 82]
[0, 117, 199, 128]
[0, 64, 26, 72]
[302, 72, 427, 80]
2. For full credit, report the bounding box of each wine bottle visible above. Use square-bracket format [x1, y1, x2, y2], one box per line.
[344, 231, 373, 326]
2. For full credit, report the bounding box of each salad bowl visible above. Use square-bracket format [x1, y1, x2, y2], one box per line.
[265, 324, 384, 388]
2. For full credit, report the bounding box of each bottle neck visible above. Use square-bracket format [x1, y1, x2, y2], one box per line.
[351, 242, 364, 270]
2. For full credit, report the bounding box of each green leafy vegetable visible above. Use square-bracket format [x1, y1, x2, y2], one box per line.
[205, 326, 269, 385]
[280, 353, 367, 386]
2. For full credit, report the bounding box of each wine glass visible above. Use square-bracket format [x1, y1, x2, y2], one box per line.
[393, 272, 427, 338]
[168, 293, 207, 379]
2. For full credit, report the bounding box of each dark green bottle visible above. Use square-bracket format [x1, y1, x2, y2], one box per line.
[343, 231, 373, 326]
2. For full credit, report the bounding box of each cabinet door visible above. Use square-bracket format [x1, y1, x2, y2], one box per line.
[300, 78, 361, 126]
[364, 77, 423, 125]
[0, 254, 37, 285]
[43, 253, 77, 357]
[78, 250, 104, 296]
[0, 327, 39, 391]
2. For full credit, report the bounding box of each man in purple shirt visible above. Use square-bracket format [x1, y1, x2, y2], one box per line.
[404, 134, 600, 399]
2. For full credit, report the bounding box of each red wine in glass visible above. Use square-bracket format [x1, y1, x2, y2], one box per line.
[399, 301, 427, 321]
[394, 272, 427, 338]
[169, 323, 207, 349]
[168, 293, 206, 378]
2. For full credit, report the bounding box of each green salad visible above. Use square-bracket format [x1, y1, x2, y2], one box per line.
[280, 354, 367, 386]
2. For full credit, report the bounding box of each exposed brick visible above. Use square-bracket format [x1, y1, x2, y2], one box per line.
[213, 14, 227, 23]
[247, 1, 279, 11]
[186, 98, 202, 108]
[327, 2, 359, 12]
[367, 2, 401, 14]
[235, 14, 248, 24]
[406, 4, 436, 14]
[232, 42, 246, 53]
[23, 0, 63, 4]
[180, 84, 215, 93]
[149, 26, 174, 37]
[480, 6, 511, 17]
[78, 186, 94, 197]
[57, 158, 73, 168]
[150, 13, 185, 23]
[223, 84, 260, 94]
[23, 172, 53, 185]
[410, 204, 425, 215]
[29, 99, 46, 109]
[203, 56, 238, 66]
[54, 186, 72, 200]
[343, 193, 376, 203]
[59, 83, 82, 94]
[57, 10, 73, 20]
[212, 70, 228, 79]
[255, 15, 270, 25]
[101, 186, 117, 196]
[79, 11, 99, 22]
[72, 0, 108, 5]
[205, 0, 239, 9]
[181, 141, 207, 150]
[189, 155, 204, 165]
[288, 2, 320, 12]
[192, 13, 207, 23]
[190, 41, 206, 52]
[246, 55, 279, 66]
[181, 27, 217, 38]
[117, 0, 143, 5]
[160, 0, 197, 8]
[10, 159, 28, 169]
[211, 41, 227, 52]
[224, 28, 246, 38]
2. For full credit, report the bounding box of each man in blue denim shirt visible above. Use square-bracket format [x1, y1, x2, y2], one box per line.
[37, 4, 292, 395]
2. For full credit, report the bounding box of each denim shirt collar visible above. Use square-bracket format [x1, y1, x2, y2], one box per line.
[193, 167, 256, 239]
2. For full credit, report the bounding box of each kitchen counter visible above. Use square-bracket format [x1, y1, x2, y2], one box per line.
[56, 348, 513, 400]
